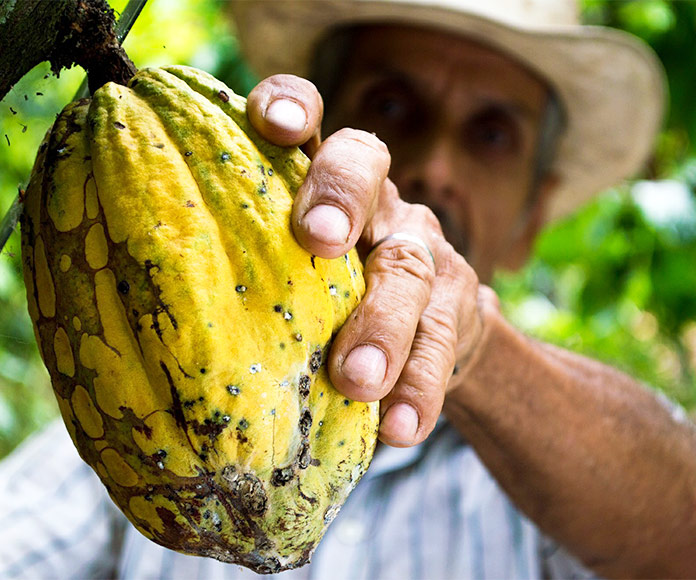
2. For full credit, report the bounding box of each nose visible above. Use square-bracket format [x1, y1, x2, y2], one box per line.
[392, 136, 471, 257]
[396, 136, 462, 206]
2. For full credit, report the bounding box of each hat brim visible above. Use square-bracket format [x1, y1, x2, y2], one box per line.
[230, 1, 666, 221]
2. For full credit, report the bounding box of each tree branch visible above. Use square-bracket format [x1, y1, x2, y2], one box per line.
[0, 0, 136, 102]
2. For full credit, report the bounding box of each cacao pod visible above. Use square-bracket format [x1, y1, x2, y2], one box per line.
[21, 65, 379, 573]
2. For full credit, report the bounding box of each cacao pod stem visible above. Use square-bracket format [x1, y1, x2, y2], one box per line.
[0, 0, 147, 254]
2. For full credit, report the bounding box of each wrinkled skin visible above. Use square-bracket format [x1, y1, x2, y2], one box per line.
[245, 25, 696, 579]
[248, 27, 554, 447]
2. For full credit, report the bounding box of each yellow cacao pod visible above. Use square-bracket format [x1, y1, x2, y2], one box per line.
[21, 65, 379, 573]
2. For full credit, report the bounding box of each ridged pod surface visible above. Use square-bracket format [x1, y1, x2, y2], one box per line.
[20, 65, 379, 573]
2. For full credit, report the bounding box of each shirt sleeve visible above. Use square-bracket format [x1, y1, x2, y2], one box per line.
[0, 419, 128, 580]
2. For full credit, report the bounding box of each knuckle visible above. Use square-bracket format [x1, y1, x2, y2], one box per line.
[420, 303, 459, 354]
[318, 163, 373, 208]
[414, 343, 452, 385]
[371, 242, 436, 286]
[412, 203, 441, 232]
[437, 239, 473, 280]
[264, 74, 318, 98]
[332, 128, 391, 168]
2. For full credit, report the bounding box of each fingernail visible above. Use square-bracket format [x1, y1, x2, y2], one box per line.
[342, 345, 387, 390]
[303, 204, 351, 247]
[381, 403, 419, 446]
[265, 99, 307, 133]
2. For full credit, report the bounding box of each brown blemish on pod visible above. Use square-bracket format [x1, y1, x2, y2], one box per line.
[129, 495, 167, 535]
[221, 467, 267, 516]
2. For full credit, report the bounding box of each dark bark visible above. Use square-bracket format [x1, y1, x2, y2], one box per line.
[0, 0, 136, 102]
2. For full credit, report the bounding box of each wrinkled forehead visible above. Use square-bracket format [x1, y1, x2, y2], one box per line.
[314, 24, 550, 121]
[313, 25, 549, 123]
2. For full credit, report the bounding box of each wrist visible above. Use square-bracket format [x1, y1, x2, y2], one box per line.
[447, 285, 519, 404]
[455, 285, 502, 376]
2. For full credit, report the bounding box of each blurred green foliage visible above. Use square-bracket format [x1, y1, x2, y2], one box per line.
[493, 1, 696, 414]
[1, 0, 696, 459]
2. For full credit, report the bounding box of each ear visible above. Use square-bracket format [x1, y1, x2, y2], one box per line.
[500, 173, 560, 271]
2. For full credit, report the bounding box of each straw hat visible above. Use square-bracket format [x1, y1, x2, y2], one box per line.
[229, 0, 666, 220]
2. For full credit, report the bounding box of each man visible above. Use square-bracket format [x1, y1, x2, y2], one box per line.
[1, 0, 695, 578]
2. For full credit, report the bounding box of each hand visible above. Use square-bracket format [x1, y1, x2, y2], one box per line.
[247, 75, 484, 447]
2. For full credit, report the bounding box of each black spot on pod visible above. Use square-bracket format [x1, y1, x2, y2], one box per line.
[236, 285, 247, 293]
[114, 121, 126, 130]
[117, 280, 130, 295]
[221, 152, 231, 162]
[298, 375, 311, 398]
[184, 150, 193, 157]
[222, 467, 268, 516]
[271, 466, 294, 487]
[238, 418, 249, 430]
[298, 442, 311, 469]
[256, 558, 282, 575]
[227, 385, 240, 395]
[310, 347, 322, 373]
[217, 90, 230, 103]
[299, 409, 312, 436]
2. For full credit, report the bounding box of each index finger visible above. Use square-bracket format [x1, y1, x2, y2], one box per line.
[246, 74, 323, 152]
[292, 128, 391, 259]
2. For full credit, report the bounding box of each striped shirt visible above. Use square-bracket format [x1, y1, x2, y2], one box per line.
[0, 419, 595, 579]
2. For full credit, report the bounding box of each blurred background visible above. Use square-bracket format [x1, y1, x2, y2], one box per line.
[1, 0, 696, 459]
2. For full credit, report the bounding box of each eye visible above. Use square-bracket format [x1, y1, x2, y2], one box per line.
[370, 92, 408, 120]
[358, 80, 422, 134]
[464, 107, 520, 157]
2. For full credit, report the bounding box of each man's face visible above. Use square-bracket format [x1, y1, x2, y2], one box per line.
[323, 25, 557, 283]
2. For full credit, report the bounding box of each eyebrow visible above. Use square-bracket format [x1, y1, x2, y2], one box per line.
[469, 96, 540, 125]
[353, 60, 543, 133]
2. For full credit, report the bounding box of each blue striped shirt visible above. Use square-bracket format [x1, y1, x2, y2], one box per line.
[0, 419, 595, 579]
